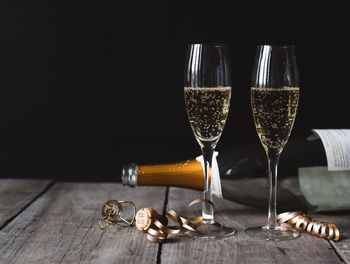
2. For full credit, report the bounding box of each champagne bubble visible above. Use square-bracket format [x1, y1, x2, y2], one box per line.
[184, 87, 231, 142]
[251, 87, 299, 152]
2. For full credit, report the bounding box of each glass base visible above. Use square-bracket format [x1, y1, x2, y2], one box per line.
[184, 220, 235, 238]
[245, 225, 300, 241]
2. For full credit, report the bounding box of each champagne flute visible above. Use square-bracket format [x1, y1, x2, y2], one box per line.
[245, 45, 300, 240]
[184, 43, 235, 238]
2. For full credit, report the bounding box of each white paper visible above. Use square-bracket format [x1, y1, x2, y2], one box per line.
[312, 129, 350, 171]
[196, 151, 222, 198]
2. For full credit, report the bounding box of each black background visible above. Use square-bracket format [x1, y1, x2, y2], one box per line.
[0, 1, 348, 181]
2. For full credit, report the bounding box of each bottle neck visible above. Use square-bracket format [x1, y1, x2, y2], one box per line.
[122, 159, 205, 190]
[122, 163, 138, 186]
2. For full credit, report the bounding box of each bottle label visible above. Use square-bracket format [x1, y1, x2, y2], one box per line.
[298, 166, 350, 212]
[196, 151, 223, 198]
[311, 129, 350, 171]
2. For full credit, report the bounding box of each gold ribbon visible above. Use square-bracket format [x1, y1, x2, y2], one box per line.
[136, 199, 213, 243]
[98, 200, 340, 243]
[277, 211, 340, 241]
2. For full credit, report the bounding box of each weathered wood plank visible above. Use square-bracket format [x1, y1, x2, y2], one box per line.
[0, 183, 166, 264]
[0, 179, 52, 228]
[161, 187, 344, 264]
[315, 212, 350, 264]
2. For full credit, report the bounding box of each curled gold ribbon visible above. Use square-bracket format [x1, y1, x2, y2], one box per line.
[277, 211, 340, 241]
[136, 198, 213, 243]
[98, 200, 341, 243]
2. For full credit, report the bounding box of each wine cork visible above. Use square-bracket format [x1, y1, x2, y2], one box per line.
[135, 207, 161, 231]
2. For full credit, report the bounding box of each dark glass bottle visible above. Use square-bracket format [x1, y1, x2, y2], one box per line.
[122, 135, 349, 213]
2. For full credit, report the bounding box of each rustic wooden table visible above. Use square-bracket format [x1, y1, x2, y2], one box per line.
[0, 179, 349, 264]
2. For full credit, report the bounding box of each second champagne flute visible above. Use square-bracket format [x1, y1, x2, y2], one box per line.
[184, 43, 235, 238]
[245, 45, 300, 241]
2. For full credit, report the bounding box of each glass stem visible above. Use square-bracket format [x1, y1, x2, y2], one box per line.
[201, 144, 214, 223]
[266, 150, 281, 229]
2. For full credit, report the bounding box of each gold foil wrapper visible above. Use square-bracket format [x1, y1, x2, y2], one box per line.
[137, 160, 205, 190]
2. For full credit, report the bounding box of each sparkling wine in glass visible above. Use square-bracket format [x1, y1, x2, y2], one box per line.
[245, 45, 300, 241]
[184, 43, 235, 238]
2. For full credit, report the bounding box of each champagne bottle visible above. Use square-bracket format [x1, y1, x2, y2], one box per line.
[122, 129, 350, 213]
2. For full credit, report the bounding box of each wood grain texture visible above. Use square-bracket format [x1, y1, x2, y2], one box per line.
[0, 180, 348, 264]
[315, 212, 350, 264]
[160, 187, 344, 264]
[0, 183, 166, 264]
[0, 179, 52, 228]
